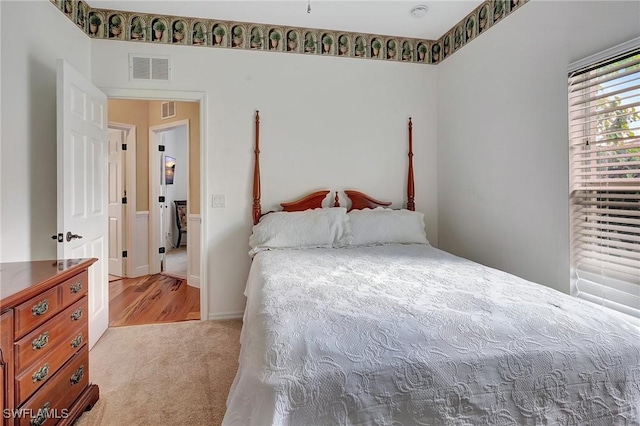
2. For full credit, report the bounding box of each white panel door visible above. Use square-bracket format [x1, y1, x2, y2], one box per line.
[107, 128, 124, 277]
[159, 146, 167, 271]
[57, 60, 108, 349]
[149, 129, 167, 274]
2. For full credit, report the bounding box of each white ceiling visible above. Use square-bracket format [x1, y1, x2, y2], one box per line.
[88, 1, 484, 40]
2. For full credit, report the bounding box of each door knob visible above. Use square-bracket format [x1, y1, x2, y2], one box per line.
[66, 232, 83, 242]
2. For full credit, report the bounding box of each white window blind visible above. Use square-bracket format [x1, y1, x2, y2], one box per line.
[569, 46, 640, 323]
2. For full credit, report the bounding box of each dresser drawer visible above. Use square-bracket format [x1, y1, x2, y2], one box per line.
[14, 287, 61, 340]
[14, 298, 87, 375]
[59, 270, 87, 309]
[17, 347, 88, 426]
[14, 322, 87, 405]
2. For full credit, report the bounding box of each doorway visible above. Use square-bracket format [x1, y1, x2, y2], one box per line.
[107, 123, 136, 279]
[149, 119, 190, 280]
[105, 95, 206, 326]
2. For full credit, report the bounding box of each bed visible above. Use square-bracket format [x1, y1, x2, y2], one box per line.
[223, 112, 640, 425]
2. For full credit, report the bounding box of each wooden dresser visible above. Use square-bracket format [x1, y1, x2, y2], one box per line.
[0, 259, 99, 426]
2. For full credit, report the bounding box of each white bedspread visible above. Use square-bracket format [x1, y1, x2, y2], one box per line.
[224, 245, 640, 425]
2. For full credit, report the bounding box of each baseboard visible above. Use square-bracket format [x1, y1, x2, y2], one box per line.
[187, 275, 200, 288]
[208, 311, 244, 320]
[133, 265, 149, 277]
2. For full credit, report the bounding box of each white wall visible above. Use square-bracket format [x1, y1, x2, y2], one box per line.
[437, 0, 640, 293]
[91, 40, 438, 318]
[163, 126, 188, 247]
[0, 1, 3, 263]
[0, 0, 92, 262]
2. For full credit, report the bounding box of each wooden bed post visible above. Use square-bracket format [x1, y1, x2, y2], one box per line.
[334, 192, 340, 207]
[253, 111, 261, 225]
[407, 117, 415, 211]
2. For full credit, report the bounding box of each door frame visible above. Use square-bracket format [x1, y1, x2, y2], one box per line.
[99, 88, 208, 322]
[108, 122, 136, 277]
[149, 119, 190, 276]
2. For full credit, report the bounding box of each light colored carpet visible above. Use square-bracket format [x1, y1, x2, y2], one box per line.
[75, 320, 242, 426]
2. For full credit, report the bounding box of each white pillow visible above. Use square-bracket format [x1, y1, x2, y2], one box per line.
[347, 207, 428, 246]
[249, 207, 351, 256]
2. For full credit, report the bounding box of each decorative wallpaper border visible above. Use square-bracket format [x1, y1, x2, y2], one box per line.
[51, 0, 529, 65]
[435, 0, 528, 62]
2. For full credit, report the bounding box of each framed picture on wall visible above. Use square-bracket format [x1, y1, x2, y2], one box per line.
[165, 155, 175, 185]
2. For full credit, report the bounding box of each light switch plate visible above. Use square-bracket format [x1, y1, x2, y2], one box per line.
[212, 194, 226, 208]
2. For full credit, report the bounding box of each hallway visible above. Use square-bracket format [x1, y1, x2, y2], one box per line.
[164, 246, 187, 279]
[109, 274, 200, 327]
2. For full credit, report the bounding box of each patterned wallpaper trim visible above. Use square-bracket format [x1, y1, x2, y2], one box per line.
[51, 0, 529, 65]
[435, 0, 528, 62]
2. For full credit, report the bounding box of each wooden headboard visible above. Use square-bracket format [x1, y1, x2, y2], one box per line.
[343, 117, 415, 212]
[281, 190, 331, 212]
[252, 111, 415, 224]
[344, 190, 392, 211]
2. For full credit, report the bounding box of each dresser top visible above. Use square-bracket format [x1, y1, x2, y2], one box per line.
[0, 258, 97, 309]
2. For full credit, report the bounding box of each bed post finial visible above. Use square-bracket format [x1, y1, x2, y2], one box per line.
[407, 117, 415, 211]
[334, 191, 340, 207]
[253, 110, 261, 225]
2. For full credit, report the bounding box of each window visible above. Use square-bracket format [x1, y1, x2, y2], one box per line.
[568, 41, 640, 323]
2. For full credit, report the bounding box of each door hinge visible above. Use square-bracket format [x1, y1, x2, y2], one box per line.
[159, 196, 165, 203]
[159, 247, 166, 254]
[122, 250, 128, 258]
[122, 143, 127, 150]
[122, 197, 127, 204]
[158, 145, 165, 151]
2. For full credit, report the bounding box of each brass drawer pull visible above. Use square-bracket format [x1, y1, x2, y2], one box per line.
[70, 365, 85, 385]
[70, 308, 83, 321]
[70, 281, 83, 293]
[71, 333, 83, 349]
[31, 299, 49, 316]
[32, 363, 50, 383]
[32, 332, 49, 350]
[30, 401, 50, 426]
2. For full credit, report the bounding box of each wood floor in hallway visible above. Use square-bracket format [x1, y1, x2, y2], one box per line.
[109, 274, 200, 327]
